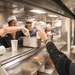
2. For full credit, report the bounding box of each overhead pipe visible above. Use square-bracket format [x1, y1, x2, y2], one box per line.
[51, 0, 75, 19]
[2, 0, 75, 19]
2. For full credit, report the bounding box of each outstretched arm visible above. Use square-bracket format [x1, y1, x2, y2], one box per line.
[0, 26, 23, 37]
[46, 42, 71, 75]
[0, 26, 30, 37]
[36, 31, 75, 75]
[38, 30, 47, 40]
[4, 26, 23, 33]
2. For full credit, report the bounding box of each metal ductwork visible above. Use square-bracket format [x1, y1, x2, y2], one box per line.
[1, 0, 75, 19]
[12, 0, 75, 19]
[50, 0, 75, 19]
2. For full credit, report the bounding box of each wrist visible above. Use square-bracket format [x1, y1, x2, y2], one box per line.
[45, 39, 49, 44]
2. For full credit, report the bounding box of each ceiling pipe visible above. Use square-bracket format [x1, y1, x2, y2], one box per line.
[51, 0, 75, 19]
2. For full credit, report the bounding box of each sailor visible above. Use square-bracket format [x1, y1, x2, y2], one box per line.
[0, 15, 29, 48]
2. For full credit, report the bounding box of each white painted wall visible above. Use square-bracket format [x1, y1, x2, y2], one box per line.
[61, 17, 71, 57]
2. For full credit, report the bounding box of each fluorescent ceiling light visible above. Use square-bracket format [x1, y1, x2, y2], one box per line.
[48, 14, 58, 17]
[13, 8, 24, 14]
[30, 9, 46, 14]
[12, 4, 17, 8]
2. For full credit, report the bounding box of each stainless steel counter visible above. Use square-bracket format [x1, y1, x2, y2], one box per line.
[0, 42, 45, 63]
[0, 47, 33, 62]
[0, 44, 48, 75]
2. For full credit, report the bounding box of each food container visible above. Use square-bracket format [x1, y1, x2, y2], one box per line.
[31, 56, 45, 72]
[0, 46, 6, 55]
[23, 37, 41, 48]
[31, 56, 44, 64]
[21, 61, 38, 75]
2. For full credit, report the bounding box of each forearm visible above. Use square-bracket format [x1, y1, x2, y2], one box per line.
[3, 26, 29, 37]
[0, 27, 23, 37]
[70, 62, 75, 75]
[4, 27, 23, 34]
[0, 28, 7, 37]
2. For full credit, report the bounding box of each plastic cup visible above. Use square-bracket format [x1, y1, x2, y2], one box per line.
[11, 40, 18, 51]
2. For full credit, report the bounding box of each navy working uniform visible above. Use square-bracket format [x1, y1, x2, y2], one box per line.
[46, 42, 75, 75]
[0, 30, 24, 48]
[29, 27, 37, 37]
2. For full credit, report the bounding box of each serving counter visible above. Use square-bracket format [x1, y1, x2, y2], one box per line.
[0, 44, 56, 75]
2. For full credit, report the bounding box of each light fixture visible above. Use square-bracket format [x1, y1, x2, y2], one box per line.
[48, 14, 58, 17]
[12, 4, 18, 8]
[30, 9, 46, 14]
[13, 8, 24, 14]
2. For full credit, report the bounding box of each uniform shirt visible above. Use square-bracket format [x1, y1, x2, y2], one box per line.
[0, 36, 4, 46]
[0, 30, 24, 48]
[45, 29, 55, 34]
[29, 27, 37, 37]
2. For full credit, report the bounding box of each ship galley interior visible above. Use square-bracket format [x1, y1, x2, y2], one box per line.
[0, 0, 75, 75]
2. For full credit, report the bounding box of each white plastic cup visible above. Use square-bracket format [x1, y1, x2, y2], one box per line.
[11, 40, 18, 51]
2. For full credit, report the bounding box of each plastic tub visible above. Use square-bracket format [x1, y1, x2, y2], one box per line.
[31, 56, 44, 64]
[21, 61, 38, 75]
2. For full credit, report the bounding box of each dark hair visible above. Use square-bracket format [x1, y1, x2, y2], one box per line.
[25, 24, 27, 28]
[25, 22, 32, 28]
[26, 21, 32, 24]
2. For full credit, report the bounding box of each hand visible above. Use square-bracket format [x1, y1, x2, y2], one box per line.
[38, 30, 48, 40]
[52, 32, 56, 35]
[22, 27, 30, 37]
[71, 46, 75, 54]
